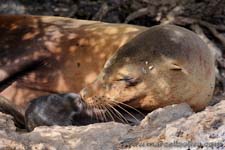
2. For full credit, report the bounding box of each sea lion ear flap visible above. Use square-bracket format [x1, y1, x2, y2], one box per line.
[169, 63, 183, 71]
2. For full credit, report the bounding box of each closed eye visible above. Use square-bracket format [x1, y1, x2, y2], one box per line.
[116, 76, 141, 87]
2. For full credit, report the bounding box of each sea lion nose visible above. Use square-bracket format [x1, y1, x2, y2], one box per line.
[80, 87, 89, 99]
[67, 93, 81, 100]
[80, 82, 103, 100]
[66, 93, 85, 111]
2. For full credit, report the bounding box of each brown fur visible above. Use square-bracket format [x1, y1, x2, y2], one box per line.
[0, 15, 147, 107]
[0, 95, 25, 128]
[80, 25, 215, 112]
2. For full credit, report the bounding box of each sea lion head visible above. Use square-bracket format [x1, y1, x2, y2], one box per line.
[25, 92, 113, 131]
[61, 93, 84, 113]
[25, 93, 85, 131]
[80, 25, 215, 112]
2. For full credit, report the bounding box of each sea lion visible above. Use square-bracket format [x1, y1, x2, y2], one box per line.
[0, 93, 106, 131]
[25, 93, 112, 131]
[25, 93, 84, 131]
[0, 16, 215, 129]
[25, 93, 145, 131]
[80, 25, 215, 112]
[0, 95, 25, 128]
[0, 93, 143, 131]
[0, 15, 147, 107]
[0, 15, 148, 131]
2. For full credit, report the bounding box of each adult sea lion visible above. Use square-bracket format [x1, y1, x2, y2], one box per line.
[0, 15, 147, 107]
[0, 16, 215, 129]
[80, 25, 215, 112]
[0, 15, 146, 130]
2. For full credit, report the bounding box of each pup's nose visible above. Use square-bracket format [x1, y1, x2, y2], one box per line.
[66, 93, 82, 101]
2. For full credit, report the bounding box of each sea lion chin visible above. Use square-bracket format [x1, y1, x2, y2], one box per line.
[80, 25, 215, 112]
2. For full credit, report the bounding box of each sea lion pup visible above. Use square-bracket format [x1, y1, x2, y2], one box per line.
[0, 15, 147, 107]
[80, 25, 215, 112]
[0, 94, 106, 131]
[25, 93, 84, 131]
[26, 93, 145, 131]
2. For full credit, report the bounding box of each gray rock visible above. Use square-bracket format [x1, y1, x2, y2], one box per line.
[123, 101, 225, 150]
[0, 101, 224, 150]
[139, 103, 193, 128]
[118, 103, 194, 149]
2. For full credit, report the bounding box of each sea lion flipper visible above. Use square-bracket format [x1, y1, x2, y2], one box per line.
[0, 54, 50, 92]
[0, 95, 25, 128]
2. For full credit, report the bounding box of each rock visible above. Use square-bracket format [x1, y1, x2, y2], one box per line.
[0, 116, 131, 150]
[122, 100, 225, 150]
[0, 112, 24, 150]
[117, 103, 194, 149]
[23, 123, 130, 150]
[0, 101, 224, 150]
[0, 112, 16, 131]
[139, 103, 193, 128]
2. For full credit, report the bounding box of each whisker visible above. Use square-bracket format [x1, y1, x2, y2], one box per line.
[107, 103, 128, 124]
[98, 105, 108, 122]
[101, 105, 115, 122]
[90, 104, 100, 122]
[110, 99, 145, 117]
[104, 104, 120, 122]
[96, 104, 106, 122]
[102, 105, 109, 122]
[111, 101, 140, 123]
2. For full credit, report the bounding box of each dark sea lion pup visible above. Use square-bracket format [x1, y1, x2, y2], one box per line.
[0, 93, 106, 131]
[0, 93, 143, 131]
[26, 93, 83, 131]
[25, 93, 143, 131]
